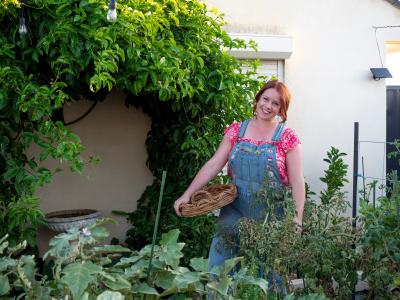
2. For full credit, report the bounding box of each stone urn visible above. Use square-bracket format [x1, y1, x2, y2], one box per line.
[45, 209, 101, 232]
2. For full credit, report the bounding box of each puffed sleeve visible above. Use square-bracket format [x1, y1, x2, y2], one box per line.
[280, 127, 301, 153]
[224, 122, 240, 148]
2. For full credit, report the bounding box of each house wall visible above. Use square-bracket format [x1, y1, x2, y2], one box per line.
[205, 0, 400, 205]
[386, 42, 400, 85]
[35, 90, 153, 256]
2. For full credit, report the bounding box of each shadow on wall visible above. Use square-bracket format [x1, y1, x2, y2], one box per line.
[33, 89, 154, 256]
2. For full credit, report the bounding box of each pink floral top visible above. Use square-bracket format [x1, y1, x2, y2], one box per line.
[224, 122, 300, 185]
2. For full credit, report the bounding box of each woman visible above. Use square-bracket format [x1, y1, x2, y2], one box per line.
[173, 80, 305, 271]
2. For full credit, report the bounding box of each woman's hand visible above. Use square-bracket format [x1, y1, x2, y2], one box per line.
[174, 194, 191, 216]
[172, 136, 231, 217]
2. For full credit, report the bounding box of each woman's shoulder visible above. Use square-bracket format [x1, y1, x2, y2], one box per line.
[224, 122, 241, 137]
[281, 126, 298, 137]
[280, 126, 301, 152]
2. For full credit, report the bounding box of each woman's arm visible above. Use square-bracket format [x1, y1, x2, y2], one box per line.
[174, 135, 232, 216]
[286, 144, 305, 226]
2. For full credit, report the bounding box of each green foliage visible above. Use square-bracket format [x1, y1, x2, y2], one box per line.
[358, 142, 400, 298]
[1, 0, 261, 254]
[235, 147, 357, 299]
[118, 1, 262, 259]
[0, 219, 271, 299]
[319, 147, 348, 205]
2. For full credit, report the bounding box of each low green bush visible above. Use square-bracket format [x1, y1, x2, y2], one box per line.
[0, 219, 271, 299]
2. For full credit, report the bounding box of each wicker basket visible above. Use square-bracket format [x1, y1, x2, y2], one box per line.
[181, 184, 237, 217]
[45, 209, 101, 232]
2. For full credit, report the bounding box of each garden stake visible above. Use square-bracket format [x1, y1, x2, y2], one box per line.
[361, 156, 367, 202]
[352, 122, 359, 229]
[147, 170, 167, 283]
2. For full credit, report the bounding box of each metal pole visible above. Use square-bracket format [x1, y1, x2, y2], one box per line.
[352, 122, 359, 229]
[373, 184, 376, 208]
[351, 122, 359, 300]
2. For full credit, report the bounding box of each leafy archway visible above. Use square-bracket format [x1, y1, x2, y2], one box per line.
[0, 0, 261, 254]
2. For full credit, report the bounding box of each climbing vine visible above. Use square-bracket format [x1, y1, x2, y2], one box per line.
[0, 0, 262, 254]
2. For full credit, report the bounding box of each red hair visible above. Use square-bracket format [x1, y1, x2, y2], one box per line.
[253, 80, 291, 122]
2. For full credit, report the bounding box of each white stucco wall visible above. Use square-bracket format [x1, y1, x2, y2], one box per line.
[205, 0, 400, 204]
[387, 51, 400, 85]
[36, 90, 153, 256]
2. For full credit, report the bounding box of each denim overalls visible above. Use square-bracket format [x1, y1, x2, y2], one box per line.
[208, 119, 285, 271]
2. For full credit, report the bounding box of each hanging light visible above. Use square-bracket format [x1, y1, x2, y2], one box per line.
[19, 0, 27, 35]
[107, 0, 117, 22]
[19, 15, 27, 35]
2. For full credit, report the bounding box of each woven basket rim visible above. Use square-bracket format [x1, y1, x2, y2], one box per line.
[181, 183, 237, 217]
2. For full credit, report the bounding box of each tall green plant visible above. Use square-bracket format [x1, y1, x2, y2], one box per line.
[235, 147, 357, 299]
[358, 140, 400, 299]
[319, 147, 348, 205]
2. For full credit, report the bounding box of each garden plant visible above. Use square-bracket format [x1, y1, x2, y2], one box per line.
[357, 140, 400, 299]
[0, 218, 272, 299]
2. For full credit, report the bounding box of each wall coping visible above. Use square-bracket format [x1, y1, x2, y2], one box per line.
[227, 33, 293, 60]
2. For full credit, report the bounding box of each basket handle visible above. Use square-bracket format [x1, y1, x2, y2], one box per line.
[190, 190, 213, 205]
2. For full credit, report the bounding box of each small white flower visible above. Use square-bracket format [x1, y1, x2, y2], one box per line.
[82, 227, 91, 237]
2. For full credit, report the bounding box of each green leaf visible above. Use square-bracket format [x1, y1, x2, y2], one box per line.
[0, 135, 9, 154]
[190, 257, 208, 272]
[92, 245, 131, 255]
[159, 243, 184, 269]
[62, 261, 102, 299]
[20, 255, 36, 283]
[395, 276, 400, 286]
[0, 275, 10, 296]
[90, 226, 109, 239]
[44, 229, 80, 260]
[173, 270, 201, 288]
[0, 90, 8, 110]
[212, 257, 242, 275]
[0, 258, 15, 272]
[159, 88, 169, 101]
[160, 229, 180, 246]
[236, 274, 269, 295]
[97, 291, 125, 300]
[155, 270, 175, 289]
[103, 274, 131, 291]
[132, 282, 159, 296]
[207, 276, 231, 296]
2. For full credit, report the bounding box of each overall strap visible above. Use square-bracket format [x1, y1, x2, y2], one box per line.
[238, 119, 251, 138]
[271, 123, 285, 142]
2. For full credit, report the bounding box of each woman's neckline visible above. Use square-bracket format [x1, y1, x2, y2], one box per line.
[241, 119, 281, 142]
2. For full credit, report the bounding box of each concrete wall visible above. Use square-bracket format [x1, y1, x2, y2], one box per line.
[36, 90, 153, 256]
[205, 0, 400, 203]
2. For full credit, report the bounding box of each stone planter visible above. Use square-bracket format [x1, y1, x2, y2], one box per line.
[45, 209, 101, 233]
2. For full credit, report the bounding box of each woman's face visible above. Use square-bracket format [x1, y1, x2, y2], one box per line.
[255, 88, 281, 121]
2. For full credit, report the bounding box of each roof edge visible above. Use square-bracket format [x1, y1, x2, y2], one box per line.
[383, 0, 400, 9]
